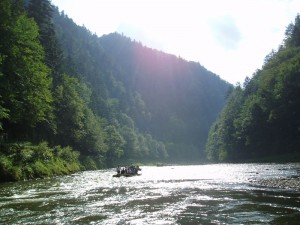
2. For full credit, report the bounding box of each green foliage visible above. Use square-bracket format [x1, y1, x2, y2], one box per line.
[80, 108, 108, 156]
[32, 160, 50, 177]
[206, 15, 300, 162]
[284, 14, 300, 47]
[54, 74, 85, 145]
[27, 0, 64, 80]
[54, 145, 79, 163]
[54, 74, 108, 158]
[0, 67, 9, 131]
[80, 156, 98, 171]
[0, 0, 53, 141]
[32, 141, 54, 161]
[96, 33, 231, 161]
[0, 155, 15, 181]
[105, 125, 125, 165]
[0, 142, 80, 182]
[206, 86, 244, 161]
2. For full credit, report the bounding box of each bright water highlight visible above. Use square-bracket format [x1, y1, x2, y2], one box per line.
[0, 164, 300, 224]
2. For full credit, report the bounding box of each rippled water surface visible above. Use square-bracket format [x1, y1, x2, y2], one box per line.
[1, 164, 300, 224]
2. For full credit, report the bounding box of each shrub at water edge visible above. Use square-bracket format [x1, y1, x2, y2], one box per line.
[0, 142, 81, 182]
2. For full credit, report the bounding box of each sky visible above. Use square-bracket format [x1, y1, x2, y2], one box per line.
[51, 0, 300, 84]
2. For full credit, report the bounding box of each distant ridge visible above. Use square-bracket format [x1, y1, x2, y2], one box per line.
[53, 8, 232, 161]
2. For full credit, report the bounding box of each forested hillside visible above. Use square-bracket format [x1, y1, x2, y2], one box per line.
[99, 34, 230, 158]
[0, 0, 230, 181]
[206, 14, 300, 162]
[52, 7, 231, 161]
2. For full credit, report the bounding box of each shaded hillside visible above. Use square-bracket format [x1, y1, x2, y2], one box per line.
[206, 14, 300, 162]
[99, 33, 231, 158]
[53, 7, 231, 160]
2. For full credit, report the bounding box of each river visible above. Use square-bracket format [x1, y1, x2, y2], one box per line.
[0, 163, 300, 224]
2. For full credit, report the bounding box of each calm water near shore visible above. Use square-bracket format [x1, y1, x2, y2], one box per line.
[0, 163, 300, 224]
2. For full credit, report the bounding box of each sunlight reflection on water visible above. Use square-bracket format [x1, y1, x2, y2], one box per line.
[0, 163, 300, 224]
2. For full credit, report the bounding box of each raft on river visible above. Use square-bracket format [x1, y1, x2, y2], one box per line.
[113, 165, 141, 177]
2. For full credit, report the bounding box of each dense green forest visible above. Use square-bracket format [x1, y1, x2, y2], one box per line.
[206, 14, 300, 162]
[0, 0, 230, 181]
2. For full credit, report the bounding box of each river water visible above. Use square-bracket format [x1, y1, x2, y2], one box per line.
[0, 164, 300, 225]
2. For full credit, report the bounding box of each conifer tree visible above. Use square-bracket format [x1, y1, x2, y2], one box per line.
[0, 0, 53, 141]
[285, 14, 300, 47]
[27, 0, 64, 83]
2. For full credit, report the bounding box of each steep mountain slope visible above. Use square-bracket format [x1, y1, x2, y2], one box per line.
[99, 33, 231, 158]
[52, 8, 231, 161]
[206, 15, 300, 162]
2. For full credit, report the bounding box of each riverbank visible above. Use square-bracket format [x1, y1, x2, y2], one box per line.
[245, 152, 300, 163]
[252, 176, 300, 190]
[0, 142, 81, 182]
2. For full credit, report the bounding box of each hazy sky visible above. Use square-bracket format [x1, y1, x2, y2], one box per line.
[51, 0, 299, 84]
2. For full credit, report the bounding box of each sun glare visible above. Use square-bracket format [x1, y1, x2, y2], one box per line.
[51, 0, 300, 83]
